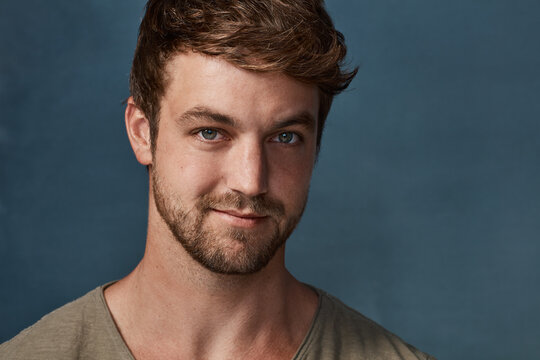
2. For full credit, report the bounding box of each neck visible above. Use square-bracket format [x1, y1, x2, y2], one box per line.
[104, 200, 318, 360]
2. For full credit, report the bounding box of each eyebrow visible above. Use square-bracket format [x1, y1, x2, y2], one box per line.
[177, 106, 316, 131]
[177, 106, 236, 127]
[269, 111, 316, 132]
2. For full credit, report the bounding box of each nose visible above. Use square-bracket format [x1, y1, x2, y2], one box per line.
[225, 139, 268, 197]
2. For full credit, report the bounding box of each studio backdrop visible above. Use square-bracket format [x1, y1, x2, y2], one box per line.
[1, 1, 539, 359]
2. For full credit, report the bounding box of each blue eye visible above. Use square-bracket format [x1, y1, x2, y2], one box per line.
[199, 129, 219, 140]
[276, 132, 297, 144]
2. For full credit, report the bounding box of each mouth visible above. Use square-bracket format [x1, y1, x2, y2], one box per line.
[214, 209, 266, 218]
[211, 209, 268, 228]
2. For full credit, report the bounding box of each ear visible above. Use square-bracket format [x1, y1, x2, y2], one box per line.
[125, 97, 153, 166]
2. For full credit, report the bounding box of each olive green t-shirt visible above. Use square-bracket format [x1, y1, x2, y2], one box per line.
[0, 285, 435, 359]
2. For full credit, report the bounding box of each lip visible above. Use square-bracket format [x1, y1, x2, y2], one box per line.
[211, 209, 268, 228]
[213, 209, 266, 219]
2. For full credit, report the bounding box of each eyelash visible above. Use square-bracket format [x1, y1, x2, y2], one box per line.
[194, 128, 302, 145]
[271, 131, 301, 144]
[196, 128, 226, 141]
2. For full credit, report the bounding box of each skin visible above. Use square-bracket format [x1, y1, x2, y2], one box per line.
[105, 52, 320, 359]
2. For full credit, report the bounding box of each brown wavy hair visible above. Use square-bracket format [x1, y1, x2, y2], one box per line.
[130, 0, 357, 152]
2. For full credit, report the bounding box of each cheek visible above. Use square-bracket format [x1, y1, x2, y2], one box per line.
[268, 152, 314, 206]
[158, 147, 224, 198]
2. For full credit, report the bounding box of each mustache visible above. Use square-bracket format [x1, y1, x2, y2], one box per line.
[198, 192, 285, 218]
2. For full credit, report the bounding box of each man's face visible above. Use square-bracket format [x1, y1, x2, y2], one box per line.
[150, 52, 319, 274]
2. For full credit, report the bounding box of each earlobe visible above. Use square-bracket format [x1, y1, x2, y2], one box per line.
[125, 97, 153, 166]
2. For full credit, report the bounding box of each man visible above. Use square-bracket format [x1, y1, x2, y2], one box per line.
[1, 1, 434, 359]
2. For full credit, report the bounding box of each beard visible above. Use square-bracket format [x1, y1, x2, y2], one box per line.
[152, 170, 306, 275]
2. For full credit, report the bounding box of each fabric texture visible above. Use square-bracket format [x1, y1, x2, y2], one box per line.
[0, 284, 435, 359]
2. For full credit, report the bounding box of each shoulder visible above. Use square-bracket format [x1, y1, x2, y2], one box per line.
[296, 288, 436, 360]
[0, 285, 132, 360]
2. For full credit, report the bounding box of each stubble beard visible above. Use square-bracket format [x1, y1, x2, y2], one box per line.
[151, 170, 306, 275]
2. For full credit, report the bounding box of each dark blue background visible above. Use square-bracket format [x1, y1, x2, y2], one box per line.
[1, 1, 539, 359]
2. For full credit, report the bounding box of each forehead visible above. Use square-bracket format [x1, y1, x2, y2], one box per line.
[160, 52, 319, 125]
